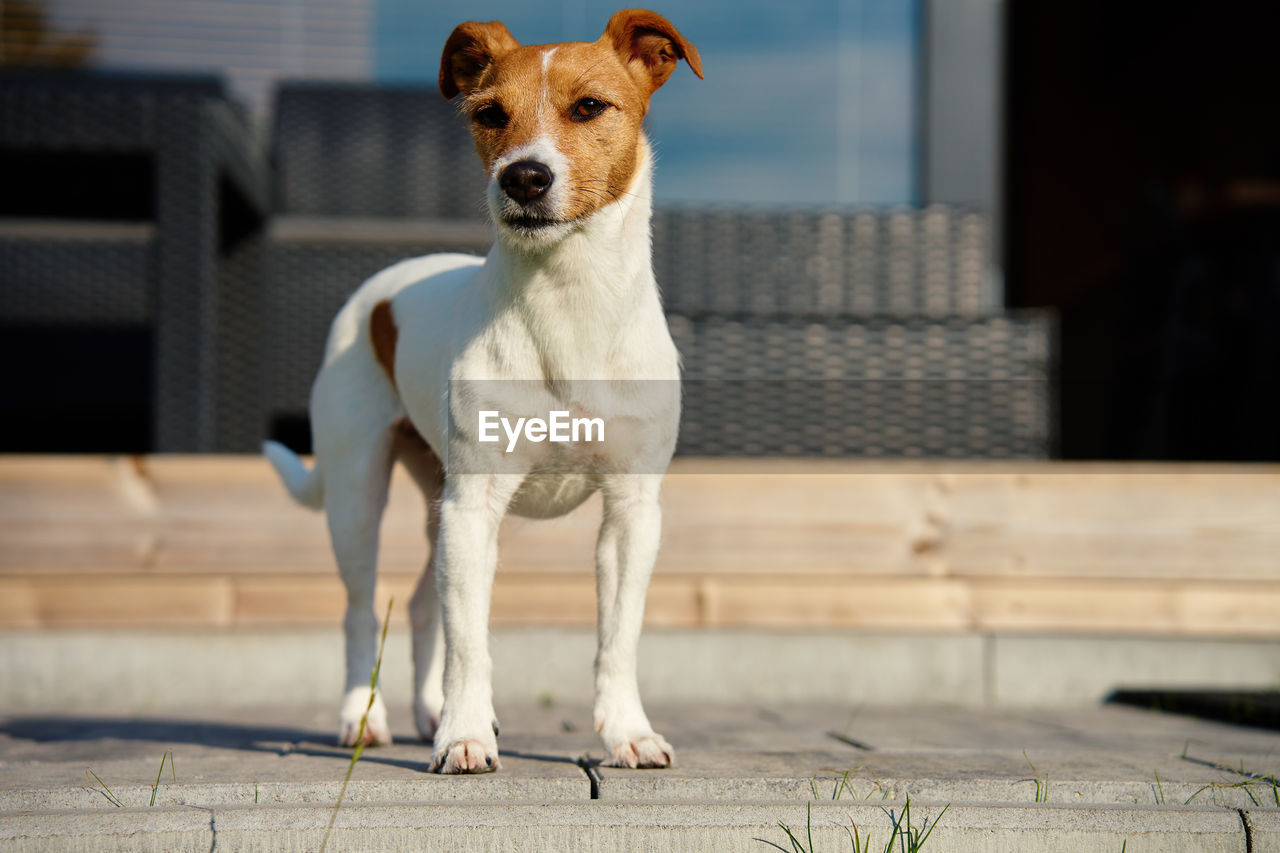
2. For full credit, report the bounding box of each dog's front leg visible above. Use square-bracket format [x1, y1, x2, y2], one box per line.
[429, 473, 520, 773]
[593, 474, 673, 768]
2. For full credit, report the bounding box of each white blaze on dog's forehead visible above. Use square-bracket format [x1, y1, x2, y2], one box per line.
[538, 47, 558, 120]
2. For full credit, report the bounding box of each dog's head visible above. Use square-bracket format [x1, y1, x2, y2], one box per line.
[440, 9, 702, 247]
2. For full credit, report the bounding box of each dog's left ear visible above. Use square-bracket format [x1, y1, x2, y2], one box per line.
[603, 9, 703, 96]
[439, 20, 521, 99]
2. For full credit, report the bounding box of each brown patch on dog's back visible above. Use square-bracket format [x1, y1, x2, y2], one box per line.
[370, 299, 398, 388]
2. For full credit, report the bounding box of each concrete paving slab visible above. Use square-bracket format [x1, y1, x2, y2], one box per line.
[588, 748, 869, 802]
[775, 703, 1280, 756]
[593, 747, 1274, 809]
[0, 751, 586, 813]
[0, 801, 1249, 853]
[1, 701, 1275, 851]
[589, 704, 1280, 809]
[591, 745, 1280, 809]
[1246, 810, 1280, 852]
[644, 703, 854, 751]
[0, 704, 588, 813]
[1001, 705, 1280, 756]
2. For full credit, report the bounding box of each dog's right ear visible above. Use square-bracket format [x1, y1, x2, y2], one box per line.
[604, 9, 702, 96]
[439, 21, 520, 99]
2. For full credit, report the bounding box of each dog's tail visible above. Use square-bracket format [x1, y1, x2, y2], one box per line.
[262, 440, 325, 510]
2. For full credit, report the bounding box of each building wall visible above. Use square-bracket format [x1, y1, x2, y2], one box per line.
[42, 0, 374, 115]
[922, 0, 1002, 211]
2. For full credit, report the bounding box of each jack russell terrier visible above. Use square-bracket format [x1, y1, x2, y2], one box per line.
[263, 9, 702, 774]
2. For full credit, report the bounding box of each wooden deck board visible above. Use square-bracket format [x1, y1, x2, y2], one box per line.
[2, 455, 1278, 634]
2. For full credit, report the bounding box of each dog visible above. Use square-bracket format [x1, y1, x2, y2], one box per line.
[262, 9, 702, 774]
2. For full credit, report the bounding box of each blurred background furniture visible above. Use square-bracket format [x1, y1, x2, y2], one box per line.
[256, 84, 1055, 457]
[0, 69, 270, 452]
[260, 82, 492, 451]
[651, 205, 1053, 457]
[669, 314, 1051, 457]
[0, 73, 1056, 457]
[652, 206, 995, 317]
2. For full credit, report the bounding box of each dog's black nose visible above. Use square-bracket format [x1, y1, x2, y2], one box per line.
[499, 160, 553, 205]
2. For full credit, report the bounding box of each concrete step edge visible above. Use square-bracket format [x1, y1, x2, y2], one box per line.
[3, 774, 1273, 814]
[2, 801, 1255, 853]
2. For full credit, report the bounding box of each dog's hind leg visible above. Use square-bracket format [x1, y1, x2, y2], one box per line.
[322, 430, 396, 747]
[311, 369, 399, 748]
[395, 421, 447, 742]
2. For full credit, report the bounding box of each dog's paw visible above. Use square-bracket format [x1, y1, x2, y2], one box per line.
[430, 738, 500, 774]
[337, 687, 392, 748]
[603, 733, 674, 769]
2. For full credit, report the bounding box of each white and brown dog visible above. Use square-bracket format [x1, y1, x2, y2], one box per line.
[263, 9, 701, 774]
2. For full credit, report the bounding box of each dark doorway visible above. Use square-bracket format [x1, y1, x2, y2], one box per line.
[1005, 2, 1280, 459]
[0, 324, 153, 452]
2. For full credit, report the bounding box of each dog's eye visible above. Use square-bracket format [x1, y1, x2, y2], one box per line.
[474, 104, 509, 129]
[571, 98, 608, 121]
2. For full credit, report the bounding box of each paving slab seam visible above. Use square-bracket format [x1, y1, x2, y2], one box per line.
[577, 757, 602, 799]
[1238, 808, 1253, 853]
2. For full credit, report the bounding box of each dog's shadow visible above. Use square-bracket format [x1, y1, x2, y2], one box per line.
[0, 716, 580, 773]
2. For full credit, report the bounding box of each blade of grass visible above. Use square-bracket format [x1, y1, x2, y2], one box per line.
[880, 799, 907, 853]
[149, 750, 168, 807]
[318, 596, 393, 853]
[1186, 783, 1212, 805]
[85, 768, 123, 808]
[1022, 749, 1049, 803]
[845, 813, 872, 853]
[834, 769, 852, 801]
[1185, 776, 1276, 807]
[914, 802, 950, 849]
[776, 820, 806, 853]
